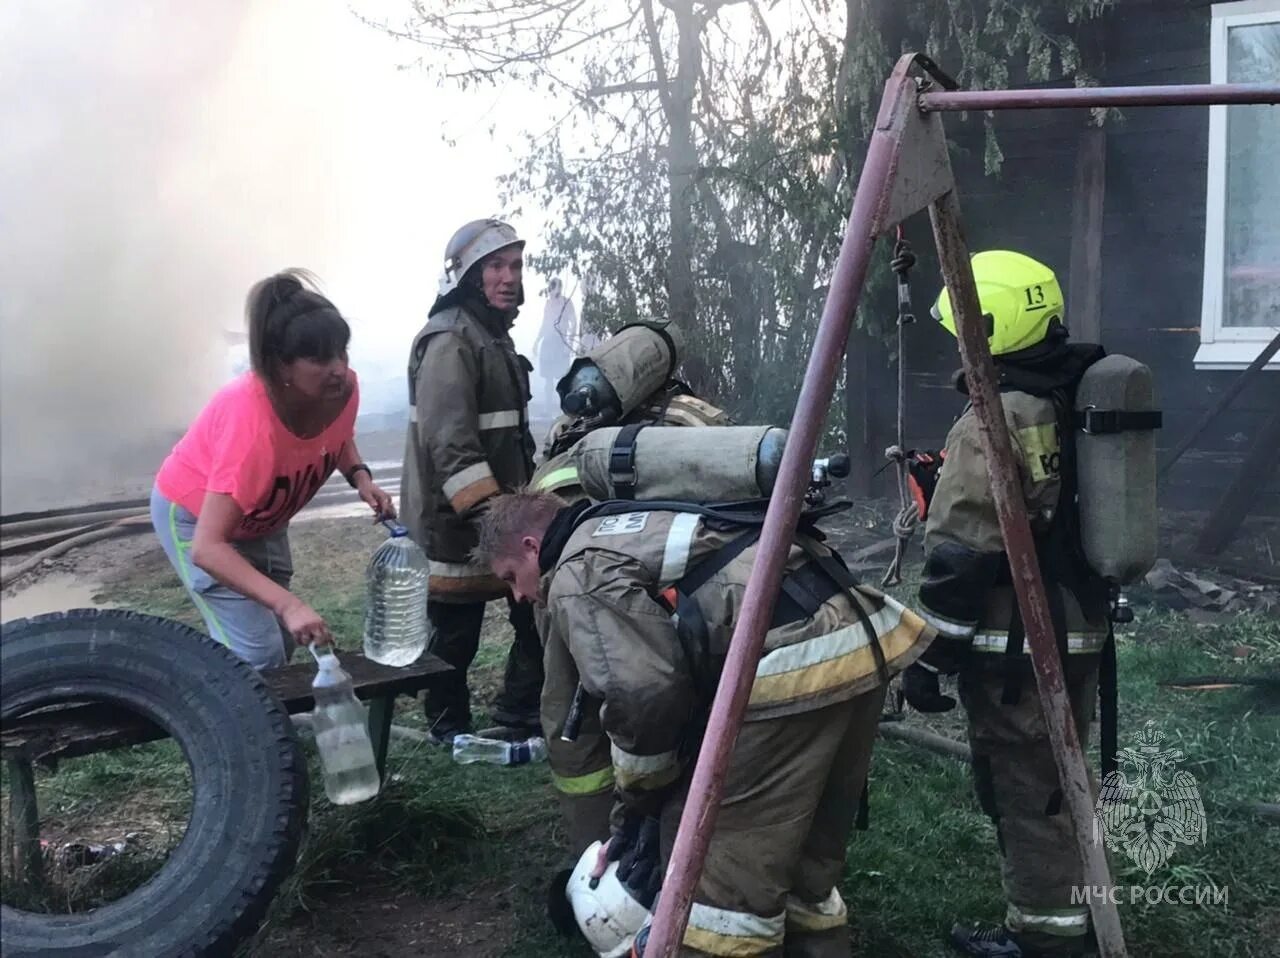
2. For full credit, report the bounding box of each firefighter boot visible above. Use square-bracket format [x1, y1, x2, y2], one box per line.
[950, 923, 1098, 958]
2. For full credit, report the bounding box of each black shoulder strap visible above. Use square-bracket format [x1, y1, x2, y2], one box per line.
[570, 498, 851, 538]
[810, 550, 889, 685]
[672, 528, 763, 703]
[1075, 408, 1163, 435]
[609, 423, 647, 499]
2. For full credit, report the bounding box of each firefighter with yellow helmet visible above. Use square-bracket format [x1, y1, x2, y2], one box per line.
[908, 250, 1153, 958]
[926, 251, 1095, 952]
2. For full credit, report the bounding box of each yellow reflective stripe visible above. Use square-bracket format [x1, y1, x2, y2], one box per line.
[551, 765, 615, 795]
[755, 606, 900, 677]
[684, 904, 785, 956]
[748, 608, 926, 706]
[1016, 422, 1060, 482]
[785, 887, 848, 932]
[534, 466, 579, 491]
[169, 502, 231, 649]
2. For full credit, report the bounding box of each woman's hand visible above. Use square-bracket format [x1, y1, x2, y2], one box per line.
[589, 838, 612, 880]
[279, 596, 333, 647]
[356, 476, 397, 521]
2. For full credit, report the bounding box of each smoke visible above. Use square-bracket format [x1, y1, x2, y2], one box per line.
[0, 4, 236, 511]
[0, 1, 422, 514]
[0, 1, 565, 515]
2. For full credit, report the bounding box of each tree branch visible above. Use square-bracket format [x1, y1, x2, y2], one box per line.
[587, 80, 662, 97]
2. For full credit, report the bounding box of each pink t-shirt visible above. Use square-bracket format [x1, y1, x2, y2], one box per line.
[156, 371, 359, 539]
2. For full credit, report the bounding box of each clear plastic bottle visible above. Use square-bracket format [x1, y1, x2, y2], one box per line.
[310, 650, 381, 804]
[363, 522, 430, 667]
[452, 734, 549, 766]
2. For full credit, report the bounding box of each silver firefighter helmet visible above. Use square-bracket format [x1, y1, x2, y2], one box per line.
[440, 218, 525, 295]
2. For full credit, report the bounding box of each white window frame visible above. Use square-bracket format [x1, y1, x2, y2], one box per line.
[1196, 0, 1280, 370]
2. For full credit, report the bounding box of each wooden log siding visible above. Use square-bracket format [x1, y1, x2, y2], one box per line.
[861, 0, 1279, 516]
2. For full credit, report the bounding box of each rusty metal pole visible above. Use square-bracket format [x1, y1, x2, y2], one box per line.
[928, 189, 1128, 957]
[641, 57, 927, 956]
[920, 82, 1280, 110]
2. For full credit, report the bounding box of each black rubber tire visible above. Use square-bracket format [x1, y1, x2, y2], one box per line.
[1, 609, 308, 957]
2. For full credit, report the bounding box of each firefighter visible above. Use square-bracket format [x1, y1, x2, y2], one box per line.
[907, 250, 1111, 958]
[531, 328, 732, 857]
[401, 218, 544, 743]
[476, 491, 934, 957]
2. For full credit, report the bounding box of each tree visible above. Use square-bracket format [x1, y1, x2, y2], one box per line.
[367, 0, 1111, 427]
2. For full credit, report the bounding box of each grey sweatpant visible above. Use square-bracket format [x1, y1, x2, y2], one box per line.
[150, 486, 295, 669]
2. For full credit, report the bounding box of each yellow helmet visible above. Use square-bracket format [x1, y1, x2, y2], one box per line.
[931, 250, 1065, 356]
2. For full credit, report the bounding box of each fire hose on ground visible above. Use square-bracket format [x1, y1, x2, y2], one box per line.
[0, 515, 151, 590]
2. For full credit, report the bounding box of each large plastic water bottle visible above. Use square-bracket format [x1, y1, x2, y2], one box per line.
[363, 521, 429, 667]
[310, 649, 381, 805]
[452, 734, 548, 766]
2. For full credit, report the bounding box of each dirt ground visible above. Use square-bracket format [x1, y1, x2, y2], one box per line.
[254, 882, 518, 958]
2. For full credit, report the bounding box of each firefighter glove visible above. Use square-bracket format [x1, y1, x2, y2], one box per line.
[614, 816, 662, 909]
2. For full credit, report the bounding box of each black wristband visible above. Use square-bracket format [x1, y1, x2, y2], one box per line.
[346, 463, 372, 488]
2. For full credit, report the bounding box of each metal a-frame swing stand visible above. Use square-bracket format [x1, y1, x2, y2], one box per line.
[643, 53, 1280, 958]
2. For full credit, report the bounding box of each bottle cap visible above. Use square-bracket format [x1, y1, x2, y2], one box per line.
[381, 519, 409, 538]
[310, 646, 344, 687]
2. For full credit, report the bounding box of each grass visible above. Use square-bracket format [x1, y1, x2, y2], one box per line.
[1, 739, 193, 914]
[4, 516, 1277, 956]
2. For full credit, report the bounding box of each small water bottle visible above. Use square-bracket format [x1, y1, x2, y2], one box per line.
[363, 521, 429, 667]
[310, 649, 381, 804]
[452, 734, 548, 766]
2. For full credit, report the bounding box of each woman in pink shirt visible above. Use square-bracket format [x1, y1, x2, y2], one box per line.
[151, 270, 395, 668]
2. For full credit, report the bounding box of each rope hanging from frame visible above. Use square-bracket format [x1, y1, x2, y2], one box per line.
[881, 227, 919, 589]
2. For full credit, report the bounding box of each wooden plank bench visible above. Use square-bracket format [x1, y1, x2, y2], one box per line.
[2, 651, 451, 884]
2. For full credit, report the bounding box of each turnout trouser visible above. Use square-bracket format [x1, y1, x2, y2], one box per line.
[959, 660, 1100, 946]
[658, 686, 887, 957]
[423, 596, 545, 732]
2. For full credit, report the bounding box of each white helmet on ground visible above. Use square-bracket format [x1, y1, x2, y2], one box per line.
[566, 840, 652, 958]
[440, 218, 525, 295]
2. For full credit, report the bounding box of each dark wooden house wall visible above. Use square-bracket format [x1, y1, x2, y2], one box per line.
[855, 0, 1280, 516]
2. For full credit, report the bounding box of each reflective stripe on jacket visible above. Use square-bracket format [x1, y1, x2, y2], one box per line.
[402, 302, 535, 600]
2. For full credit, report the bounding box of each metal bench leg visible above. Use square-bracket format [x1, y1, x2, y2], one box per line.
[366, 697, 394, 783]
[6, 758, 42, 886]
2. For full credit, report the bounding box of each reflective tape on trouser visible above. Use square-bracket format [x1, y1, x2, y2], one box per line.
[1006, 903, 1090, 938]
[971, 632, 1107, 654]
[684, 903, 785, 956]
[784, 887, 848, 932]
[551, 765, 615, 795]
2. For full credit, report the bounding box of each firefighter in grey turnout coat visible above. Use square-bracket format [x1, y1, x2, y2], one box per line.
[528, 321, 732, 857]
[476, 491, 935, 957]
[401, 218, 543, 741]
